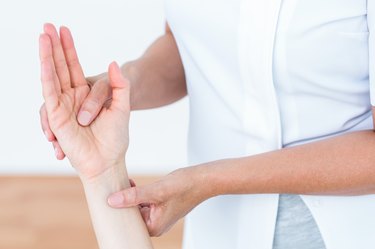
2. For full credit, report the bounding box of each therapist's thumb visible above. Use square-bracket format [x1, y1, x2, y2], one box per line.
[108, 61, 130, 114]
[108, 185, 156, 208]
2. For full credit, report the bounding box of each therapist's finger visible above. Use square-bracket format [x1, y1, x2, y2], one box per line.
[108, 184, 160, 208]
[129, 179, 137, 187]
[140, 206, 151, 226]
[77, 79, 112, 126]
[44, 23, 71, 91]
[60, 26, 87, 87]
[39, 34, 59, 113]
[40, 103, 56, 142]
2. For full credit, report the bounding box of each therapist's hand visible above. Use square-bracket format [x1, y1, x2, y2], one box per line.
[107, 166, 211, 236]
[39, 24, 130, 179]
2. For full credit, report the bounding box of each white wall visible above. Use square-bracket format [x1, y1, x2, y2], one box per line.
[0, 0, 189, 175]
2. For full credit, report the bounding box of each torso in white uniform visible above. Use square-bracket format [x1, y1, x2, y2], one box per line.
[164, 0, 375, 248]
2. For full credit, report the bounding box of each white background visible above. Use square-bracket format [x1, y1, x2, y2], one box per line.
[0, 0, 189, 175]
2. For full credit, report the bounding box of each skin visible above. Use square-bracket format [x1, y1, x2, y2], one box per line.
[39, 24, 153, 249]
[40, 23, 186, 159]
[40, 24, 375, 238]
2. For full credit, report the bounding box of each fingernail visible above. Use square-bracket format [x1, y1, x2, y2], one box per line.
[108, 193, 124, 206]
[44, 130, 49, 140]
[78, 111, 91, 126]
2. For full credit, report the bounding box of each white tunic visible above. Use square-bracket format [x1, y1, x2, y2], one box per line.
[164, 0, 375, 248]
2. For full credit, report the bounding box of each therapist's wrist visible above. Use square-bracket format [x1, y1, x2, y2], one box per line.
[193, 158, 246, 199]
[121, 60, 144, 110]
[187, 159, 234, 201]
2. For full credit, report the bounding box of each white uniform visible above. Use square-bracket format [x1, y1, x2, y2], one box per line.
[164, 0, 375, 248]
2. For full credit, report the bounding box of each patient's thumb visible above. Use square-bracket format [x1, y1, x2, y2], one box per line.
[108, 61, 130, 113]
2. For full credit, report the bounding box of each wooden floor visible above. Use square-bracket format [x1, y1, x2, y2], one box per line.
[0, 176, 183, 249]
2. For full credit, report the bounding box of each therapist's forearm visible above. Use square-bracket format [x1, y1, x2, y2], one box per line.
[198, 130, 375, 198]
[125, 29, 187, 110]
[89, 28, 186, 111]
[81, 163, 153, 249]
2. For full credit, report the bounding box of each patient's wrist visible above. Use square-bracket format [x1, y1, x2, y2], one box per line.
[78, 161, 153, 249]
[79, 161, 129, 190]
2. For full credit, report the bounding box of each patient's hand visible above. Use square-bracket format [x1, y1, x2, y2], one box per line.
[39, 24, 130, 180]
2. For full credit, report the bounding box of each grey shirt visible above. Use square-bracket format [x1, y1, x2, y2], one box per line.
[273, 194, 327, 249]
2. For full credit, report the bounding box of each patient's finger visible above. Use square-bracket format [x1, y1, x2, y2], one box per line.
[52, 140, 65, 160]
[108, 62, 130, 113]
[44, 23, 71, 91]
[60, 26, 87, 87]
[40, 104, 56, 142]
[39, 34, 59, 113]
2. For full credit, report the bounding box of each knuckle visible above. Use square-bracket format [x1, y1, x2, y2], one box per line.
[133, 188, 141, 204]
[125, 188, 138, 205]
[55, 58, 67, 69]
[154, 184, 167, 202]
[82, 99, 100, 111]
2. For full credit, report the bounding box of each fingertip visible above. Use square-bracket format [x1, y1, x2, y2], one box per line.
[59, 25, 76, 51]
[39, 34, 52, 52]
[56, 151, 65, 160]
[44, 130, 55, 142]
[59, 25, 71, 36]
[39, 34, 45, 50]
[77, 110, 92, 126]
[52, 142, 65, 160]
[43, 23, 56, 34]
[43, 23, 50, 32]
[39, 33, 49, 43]
[39, 34, 52, 61]
[108, 61, 128, 88]
[110, 61, 119, 69]
[56, 154, 65, 160]
[108, 61, 120, 77]
[108, 192, 125, 207]
[129, 179, 137, 187]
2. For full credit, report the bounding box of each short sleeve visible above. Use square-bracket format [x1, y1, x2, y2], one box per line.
[368, 0, 375, 106]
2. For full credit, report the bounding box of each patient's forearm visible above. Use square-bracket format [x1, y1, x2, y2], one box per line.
[80, 163, 153, 249]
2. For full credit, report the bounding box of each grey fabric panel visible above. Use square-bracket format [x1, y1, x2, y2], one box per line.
[273, 194, 327, 249]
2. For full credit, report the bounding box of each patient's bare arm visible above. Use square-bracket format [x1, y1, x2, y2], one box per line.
[39, 24, 153, 249]
[82, 164, 153, 249]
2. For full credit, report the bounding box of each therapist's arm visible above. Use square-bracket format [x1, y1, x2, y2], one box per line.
[85, 23, 186, 111]
[108, 108, 375, 236]
[39, 25, 153, 249]
[203, 126, 375, 196]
